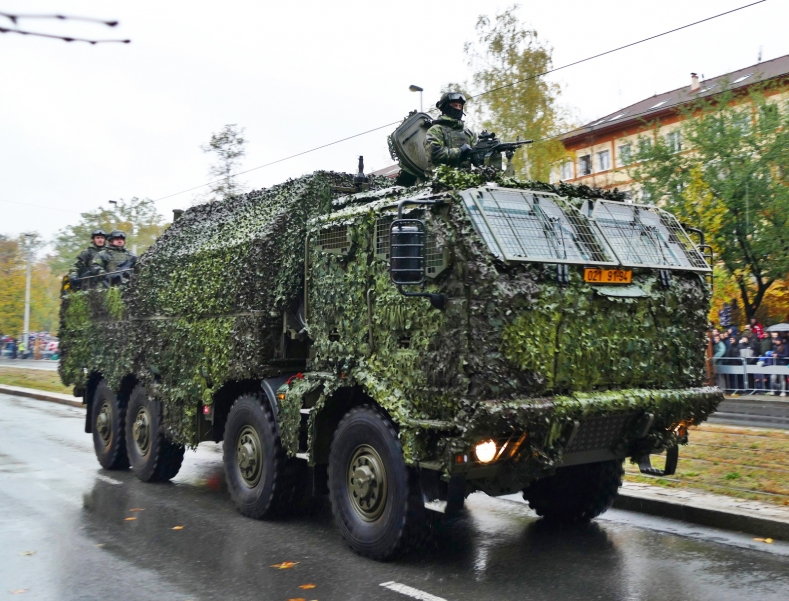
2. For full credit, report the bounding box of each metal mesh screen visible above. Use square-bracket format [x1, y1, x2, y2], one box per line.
[375, 217, 393, 259]
[317, 224, 350, 254]
[425, 234, 446, 277]
[461, 188, 618, 265]
[591, 201, 709, 271]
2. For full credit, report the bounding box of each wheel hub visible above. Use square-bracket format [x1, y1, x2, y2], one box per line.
[236, 426, 263, 487]
[96, 402, 111, 445]
[132, 406, 152, 455]
[348, 445, 386, 521]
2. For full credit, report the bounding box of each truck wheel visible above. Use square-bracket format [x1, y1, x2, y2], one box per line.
[523, 459, 624, 523]
[223, 394, 293, 519]
[91, 379, 129, 470]
[125, 384, 185, 482]
[328, 405, 427, 560]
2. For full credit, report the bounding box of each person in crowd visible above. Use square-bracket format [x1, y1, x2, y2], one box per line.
[724, 335, 742, 393]
[773, 340, 789, 397]
[712, 333, 727, 390]
[718, 302, 732, 329]
[749, 317, 765, 339]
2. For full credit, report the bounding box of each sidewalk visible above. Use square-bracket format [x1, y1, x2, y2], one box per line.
[2, 383, 787, 541]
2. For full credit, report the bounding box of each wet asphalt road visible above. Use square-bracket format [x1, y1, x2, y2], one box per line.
[2, 393, 788, 601]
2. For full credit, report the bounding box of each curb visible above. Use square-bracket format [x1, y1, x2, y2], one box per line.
[0, 384, 84, 409]
[613, 483, 789, 541]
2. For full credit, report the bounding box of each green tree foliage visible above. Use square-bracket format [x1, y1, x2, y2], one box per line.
[0, 234, 60, 336]
[201, 123, 247, 202]
[49, 197, 167, 277]
[458, 5, 568, 180]
[631, 85, 789, 320]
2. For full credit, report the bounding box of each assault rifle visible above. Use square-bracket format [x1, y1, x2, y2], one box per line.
[469, 131, 533, 174]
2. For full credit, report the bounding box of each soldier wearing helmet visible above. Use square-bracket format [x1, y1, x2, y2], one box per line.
[68, 229, 107, 288]
[424, 92, 478, 173]
[92, 230, 137, 286]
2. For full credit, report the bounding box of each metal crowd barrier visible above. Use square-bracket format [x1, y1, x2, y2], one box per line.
[710, 356, 789, 395]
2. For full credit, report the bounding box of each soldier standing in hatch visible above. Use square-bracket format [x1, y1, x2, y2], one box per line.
[69, 229, 107, 289]
[424, 92, 478, 173]
[92, 230, 137, 286]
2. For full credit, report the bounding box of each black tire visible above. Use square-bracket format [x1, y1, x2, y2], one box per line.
[328, 405, 428, 560]
[91, 379, 129, 470]
[125, 384, 185, 482]
[523, 459, 624, 523]
[223, 394, 295, 519]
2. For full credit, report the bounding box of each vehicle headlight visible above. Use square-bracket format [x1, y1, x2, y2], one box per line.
[474, 440, 497, 463]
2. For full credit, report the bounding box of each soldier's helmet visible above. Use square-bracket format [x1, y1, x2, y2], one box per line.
[436, 92, 467, 111]
[108, 230, 126, 241]
[92, 229, 108, 238]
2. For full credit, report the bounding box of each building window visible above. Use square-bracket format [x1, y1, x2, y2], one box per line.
[561, 160, 573, 180]
[732, 112, 750, 134]
[597, 150, 611, 171]
[637, 137, 653, 158]
[579, 155, 592, 176]
[617, 143, 633, 166]
[665, 131, 682, 153]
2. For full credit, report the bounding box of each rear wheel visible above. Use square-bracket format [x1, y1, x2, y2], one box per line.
[91, 379, 129, 470]
[523, 459, 624, 523]
[328, 405, 428, 560]
[223, 394, 295, 519]
[125, 384, 185, 482]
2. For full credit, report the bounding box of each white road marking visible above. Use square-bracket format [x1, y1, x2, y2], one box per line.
[95, 474, 123, 485]
[380, 582, 449, 601]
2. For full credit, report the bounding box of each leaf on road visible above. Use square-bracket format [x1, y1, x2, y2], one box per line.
[765, 538, 774, 544]
[286, 598, 306, 601]
[20, 551, 36, 556]
[171, 525, 184, 530]
[129, 508, 145, 512]
[10, 590, 29, 594]
[299, 584, 317, 589]
[753, 538, 765, 542]
[125, 517, 136, 521]
[95, 544, 105, 548]
[270, 561, 299, 569]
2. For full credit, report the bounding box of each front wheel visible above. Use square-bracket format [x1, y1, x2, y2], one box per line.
[91, 379, 129, 470]
[125, 384, 185, 482]
[523, 459, 624, 523]
[328, 405, 427, 560]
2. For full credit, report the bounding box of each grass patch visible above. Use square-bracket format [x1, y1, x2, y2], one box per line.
[0, 366, 71, 395]
[624, 423, 789, 507]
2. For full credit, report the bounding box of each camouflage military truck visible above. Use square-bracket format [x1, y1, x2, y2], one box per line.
[59, 120, 722, 560]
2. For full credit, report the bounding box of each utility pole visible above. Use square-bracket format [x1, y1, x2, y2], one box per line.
[22, 234, 33, 358]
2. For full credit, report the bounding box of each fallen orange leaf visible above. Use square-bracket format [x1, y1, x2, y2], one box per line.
[765, 538, 774, 544]
[129, 508, 145, 512]
[299, 584, 316, 590]
[270, 561, 299, 569]
[287, 598, 306, 601]
[10, 590, 29, 594]
[125, 517, 136, 521]
[171, 525, 184, 530]
[753, 537, 765, 542]
[20, 551, 35, 556]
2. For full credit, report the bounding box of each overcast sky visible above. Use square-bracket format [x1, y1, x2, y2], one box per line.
[1, 0, 786, 246]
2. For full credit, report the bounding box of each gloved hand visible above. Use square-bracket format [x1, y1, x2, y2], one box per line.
[458, 144, 473, 161]
[68, 275, 79, 285]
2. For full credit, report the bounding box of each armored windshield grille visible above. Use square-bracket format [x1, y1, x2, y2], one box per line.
[591, 201, 710, 271]
[317, 224, 350, 254]
[462, 188, 618, 265]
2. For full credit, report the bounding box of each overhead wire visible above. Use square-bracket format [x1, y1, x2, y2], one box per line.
[150, 1, 766, 203]
[0, 10, 129, 44]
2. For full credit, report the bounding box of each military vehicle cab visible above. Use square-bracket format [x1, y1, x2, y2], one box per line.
[59, 115, 721, 561]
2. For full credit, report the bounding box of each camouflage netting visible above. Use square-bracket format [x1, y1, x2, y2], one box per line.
[60, 166, 721, 474]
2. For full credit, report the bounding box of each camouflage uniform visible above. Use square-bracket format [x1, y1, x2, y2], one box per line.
[424, 115, 478, 171]
[92, 246, 137, 285]
[69, 243, 104, 281]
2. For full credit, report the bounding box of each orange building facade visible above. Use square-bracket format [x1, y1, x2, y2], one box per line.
[554, 55, 789, 198]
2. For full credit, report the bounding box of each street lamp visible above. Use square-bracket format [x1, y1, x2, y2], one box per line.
[22, 233, 34, 359]
[409, 85, 423, 113]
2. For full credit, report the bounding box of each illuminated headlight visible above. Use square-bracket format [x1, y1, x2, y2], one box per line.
[474, 440, 497, 463]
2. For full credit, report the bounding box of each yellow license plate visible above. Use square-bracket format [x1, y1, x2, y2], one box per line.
[584, 268, 632, 284]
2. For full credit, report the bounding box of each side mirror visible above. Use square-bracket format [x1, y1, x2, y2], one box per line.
[390, 219, 426, 286]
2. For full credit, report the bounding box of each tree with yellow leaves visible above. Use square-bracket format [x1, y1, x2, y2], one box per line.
[632, 84, 789, 321]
